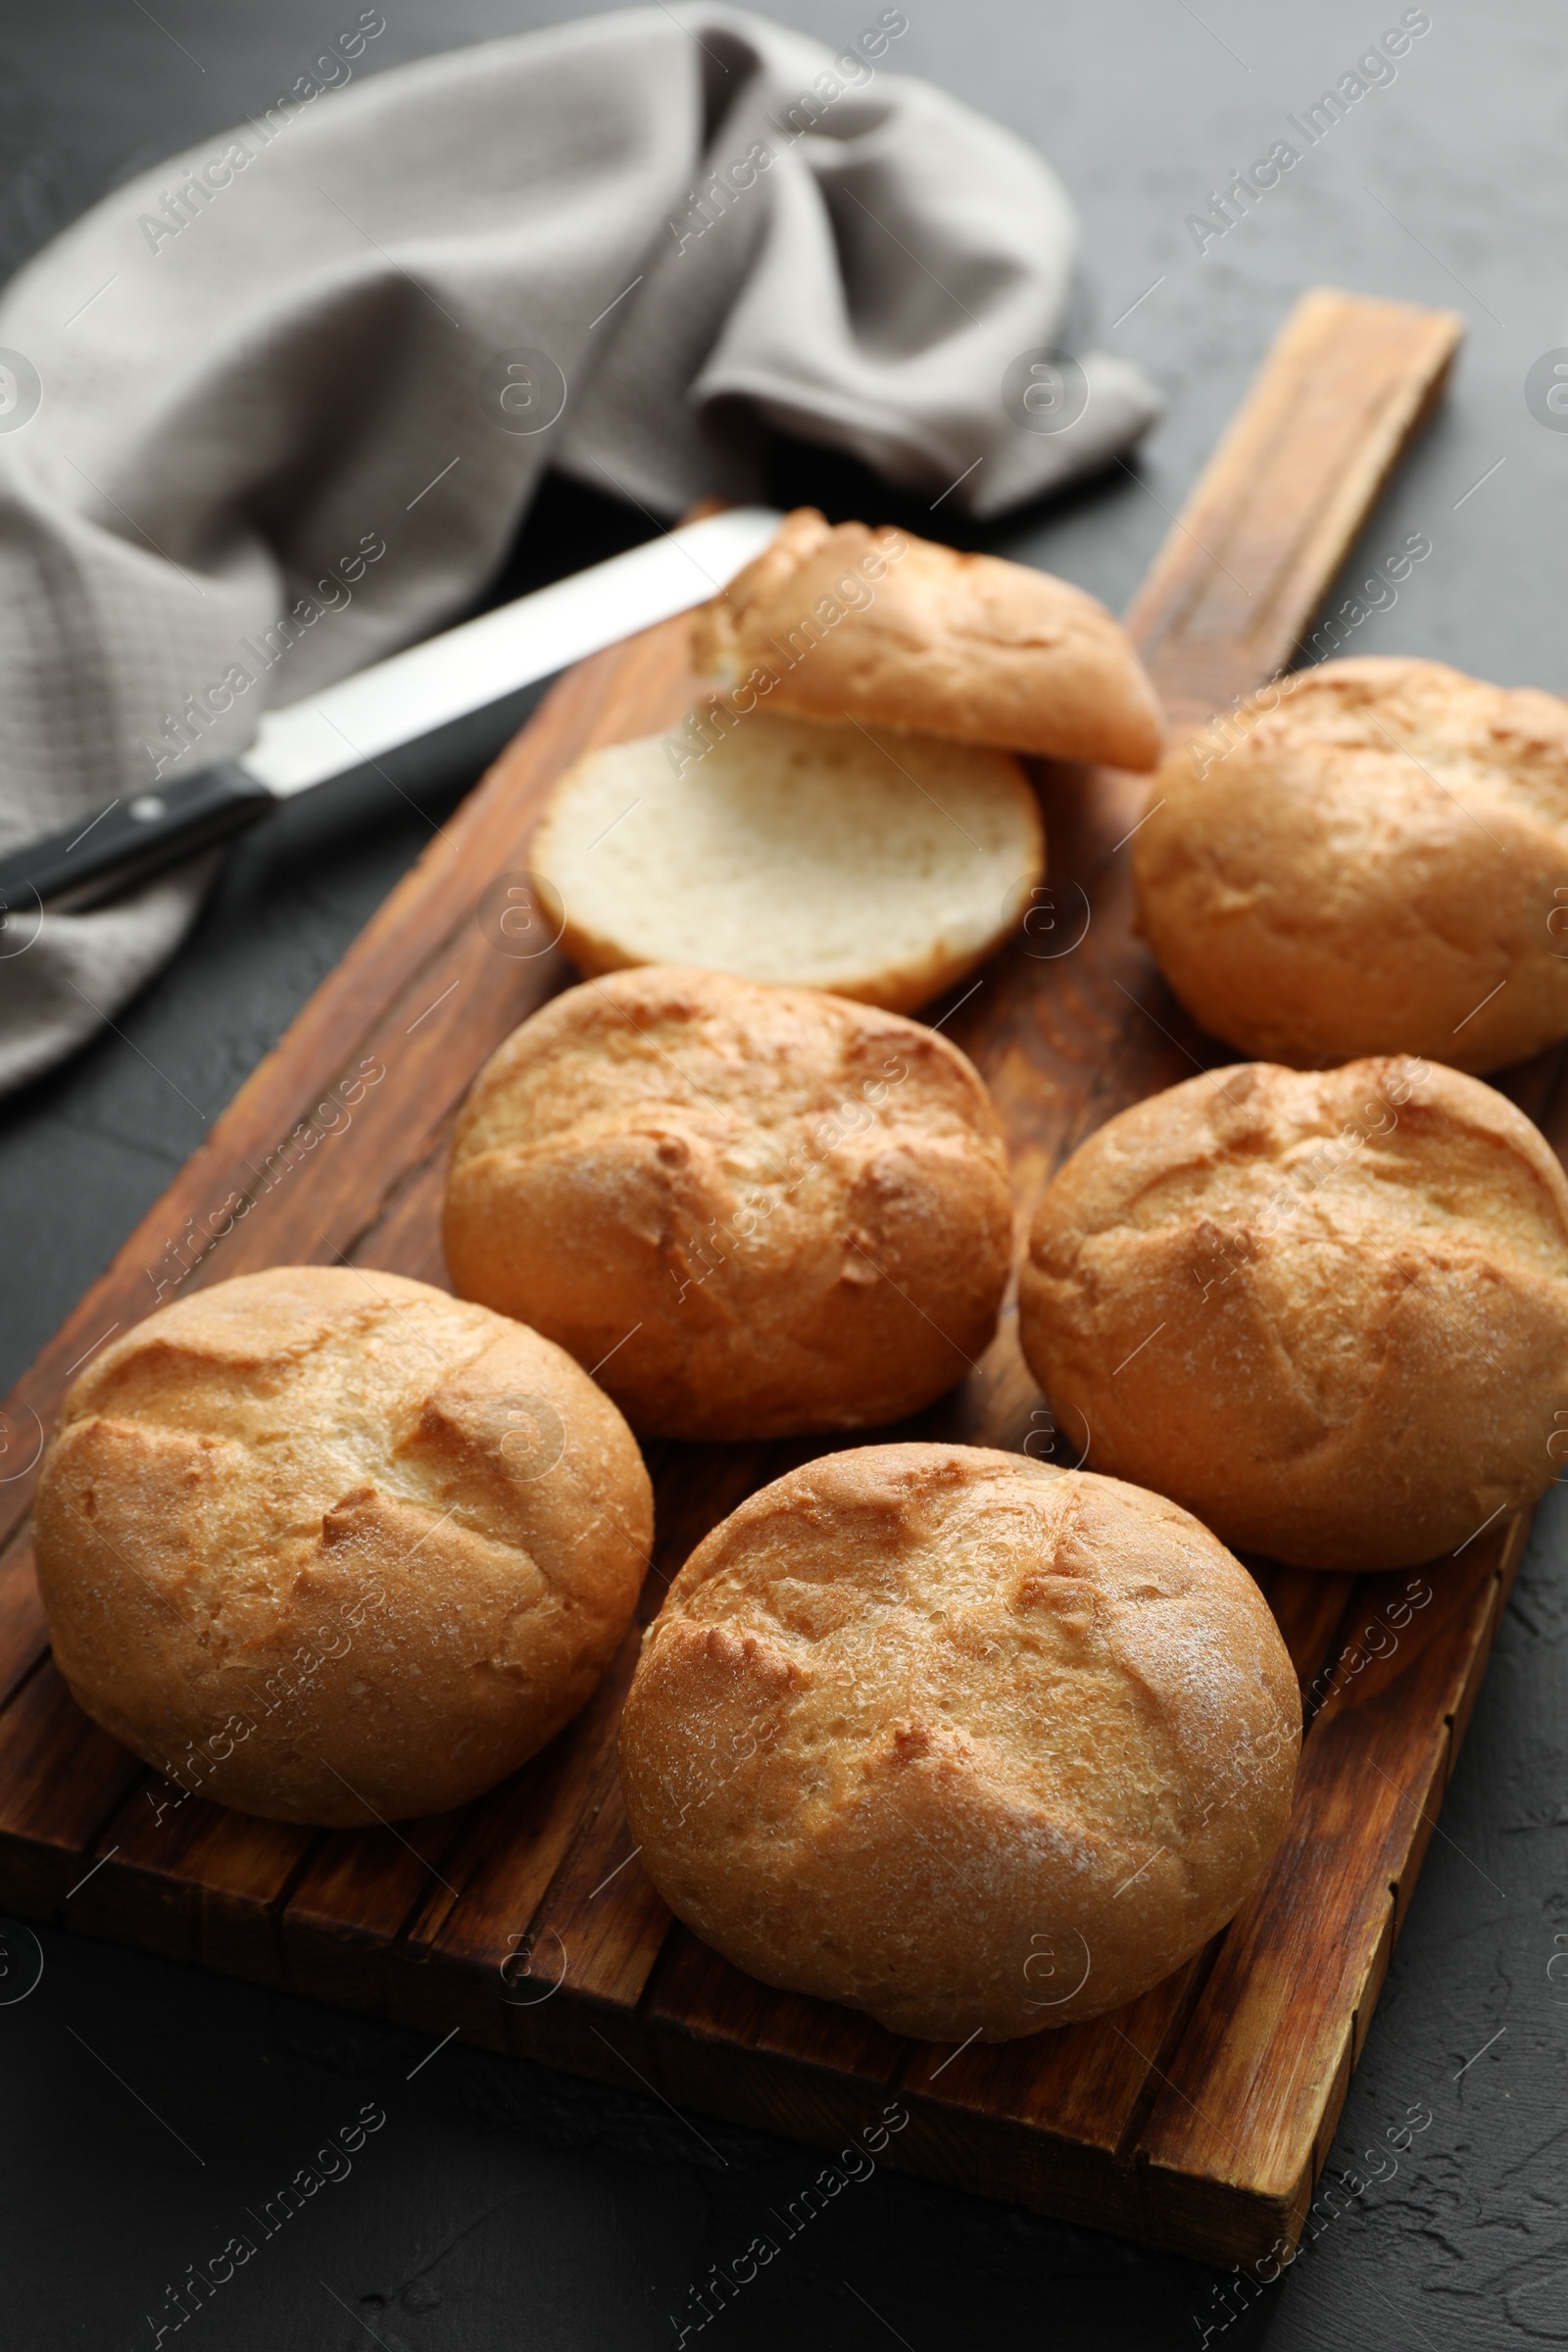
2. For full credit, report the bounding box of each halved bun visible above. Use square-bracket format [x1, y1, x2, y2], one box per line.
[529, 711, 1043, 1014]
[691, 508, 1163, 769]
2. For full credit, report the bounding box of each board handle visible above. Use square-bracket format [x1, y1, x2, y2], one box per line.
[1123, 286, 1464, 728]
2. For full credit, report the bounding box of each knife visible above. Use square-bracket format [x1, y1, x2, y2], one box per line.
[0, 505, 782, 915]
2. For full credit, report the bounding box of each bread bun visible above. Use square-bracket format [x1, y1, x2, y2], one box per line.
[443, 967, 1012, 1442]
[32, 1268, 652, 1825]
[529, 711, 1043, 1014]
[620, 1443, 1299, 2040]
[1134, 657, 1568, 1073]
[691, 508, 1163, 770]
[1018, 1056, 1568, 1570]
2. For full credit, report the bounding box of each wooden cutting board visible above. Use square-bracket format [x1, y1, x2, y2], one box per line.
[0, 286, 1535, 2268]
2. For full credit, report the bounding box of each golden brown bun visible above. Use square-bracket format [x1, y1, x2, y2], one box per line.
[1018, 1057, 1568, 1570]
[691, 508, 1164, 770]
[620, 1444, 1299, 2040]
[1134, 657, 1568, 1074]
[442, 967, 1012, 1442]
[32, 1268, 652, 1825]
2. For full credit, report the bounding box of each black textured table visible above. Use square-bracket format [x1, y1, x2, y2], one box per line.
[1, 6, 1562, 2348]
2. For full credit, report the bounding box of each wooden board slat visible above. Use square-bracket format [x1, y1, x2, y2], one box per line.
[0, 286, 1528, 2265]
[0, 1663, 144, 1914]
[69, 1777, 315, 1980]
[279, 1811, 466, 2014]
[0, 1536, 48, 1711]
[1131, 1512, 1525, 2259]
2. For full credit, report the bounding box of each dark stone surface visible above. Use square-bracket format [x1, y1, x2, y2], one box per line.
[1, 4, 1562, 2346]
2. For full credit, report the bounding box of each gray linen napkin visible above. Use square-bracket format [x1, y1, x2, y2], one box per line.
[0, 4, 1159, 1096]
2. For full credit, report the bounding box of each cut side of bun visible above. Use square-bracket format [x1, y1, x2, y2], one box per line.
[691, 508, 1164, 770]
[529, 711, 1044, 1013]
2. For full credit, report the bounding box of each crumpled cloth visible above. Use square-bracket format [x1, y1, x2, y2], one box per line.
[0, 3, 1158, 1095]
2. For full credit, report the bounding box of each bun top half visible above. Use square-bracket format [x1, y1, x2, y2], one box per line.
[692, 508, 1163, 770]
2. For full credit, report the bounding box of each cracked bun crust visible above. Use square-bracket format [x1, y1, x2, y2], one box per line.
[1133, 657, 1568, 1073]
[32, 1267, 652, 1825]
[1018, 1057, 1568, 1571]
[619, 1444, 1299, 2041]
[442, 968, 1013, 1442]
[691, 508, 1164, 770]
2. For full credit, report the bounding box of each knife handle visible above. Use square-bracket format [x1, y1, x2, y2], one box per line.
[0, 762, 276, 913]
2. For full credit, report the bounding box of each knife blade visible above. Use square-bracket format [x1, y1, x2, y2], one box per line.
[0, 504, 782, 914]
